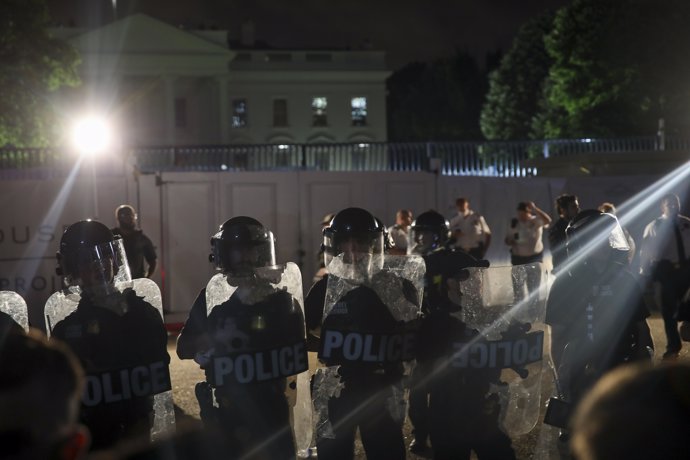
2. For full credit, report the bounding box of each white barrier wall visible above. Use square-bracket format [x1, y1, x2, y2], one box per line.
[2, 165, 687, 327]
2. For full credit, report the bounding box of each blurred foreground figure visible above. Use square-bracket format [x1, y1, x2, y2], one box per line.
[0, 330, 90, 460]
[308, 207, 423, 460]
[545, 210, 652, 434]
[177, 216, 311, 459]
[46, 220, 172, 451]
[572, 362, 690, 460]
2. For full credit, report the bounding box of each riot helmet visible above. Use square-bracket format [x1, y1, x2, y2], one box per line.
[408, 210, 451, 255]
[566, 210, 629, 265]
[210, 216, 276, 276]
[56, 220, 131, 294]
[323, 207, 385, 268]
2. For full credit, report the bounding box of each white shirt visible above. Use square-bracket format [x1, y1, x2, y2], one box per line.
[641, 214, 690, 267]
[506, 216, 547, 256]
[449, 210, 491, 250]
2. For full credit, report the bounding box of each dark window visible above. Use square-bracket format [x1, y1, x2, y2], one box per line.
[232, 98, 247, 128]
[312, 97, 328, 127]
[174, 98, 187, 128]
[351, 97, 367, 126]
[306, 53, 332, 62]
[273, 99, 288, 127]
[234, 53, 252, 62]
[266, 53, 292, 62]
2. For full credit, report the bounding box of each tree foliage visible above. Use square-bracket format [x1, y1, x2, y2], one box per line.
[481, 0, 690, 139]
[535, 0, 690, 138]
[480, 13, 554, 140]
[0, 0, 80, 147]
[387, 52, 488, 141]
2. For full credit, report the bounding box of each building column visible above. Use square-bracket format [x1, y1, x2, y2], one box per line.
[216, 75, 229, 143]
[162, 75, 177, 145]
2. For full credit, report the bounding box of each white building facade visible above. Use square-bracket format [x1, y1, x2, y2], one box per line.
[51, 14, 390, 147]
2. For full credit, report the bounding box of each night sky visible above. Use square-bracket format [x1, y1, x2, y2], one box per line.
[47, 0, 571, 70]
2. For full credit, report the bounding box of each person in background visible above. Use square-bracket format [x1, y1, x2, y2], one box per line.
[548, 194, 580, 273]
[388, 209, 413, 255]
[112, 205, 157, 279]
[449, 197, 491, 259]
[640, 193, 690, 359]
[505, 201, 551, 303]
[598, 202, 636, 266]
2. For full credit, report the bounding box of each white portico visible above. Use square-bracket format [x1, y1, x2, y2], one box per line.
[50, 14, 391, 146]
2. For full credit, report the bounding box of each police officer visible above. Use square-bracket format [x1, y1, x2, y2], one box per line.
[406, 210, 514, 460]
[545, 210, 653, 419]
[307, 207, 420, 460]
[49, 220, 170, 450]
[178, 216, 307, 460]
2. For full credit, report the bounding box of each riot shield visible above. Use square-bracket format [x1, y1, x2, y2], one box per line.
[44, 278, 174, 442]
[205, 262, 312, 456]
[314, 254, 424, 440]
[452, 263, 549, 437]
[0, 291, 29, 332]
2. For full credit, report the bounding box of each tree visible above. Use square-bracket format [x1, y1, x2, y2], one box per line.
[480, 13, 554, 141]
[387, 52, 487, 142]
[0, 0, 80, 147]
[534, 0, 690, 138]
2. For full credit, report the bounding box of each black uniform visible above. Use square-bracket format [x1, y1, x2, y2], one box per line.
[309, 271, 418, 460]
[205, 288, 306, 460]
[411, 249, 515, 460]
[545, 263, 651, 403]
[111, 228, 157, 279]
[52, 289, 170, 450]
[548, 217, 569, 272]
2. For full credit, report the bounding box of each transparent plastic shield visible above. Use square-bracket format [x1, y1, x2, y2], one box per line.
[0, 291, 29, 331]
[205, 263, 312, 455]
[44, 278, 175, 441]
[452, 264, 549, 437]
[134, 279, 175, 441]
[323, 253, 424, 322]
[314, 254, 424, 440]
[64, 238, 132, 294]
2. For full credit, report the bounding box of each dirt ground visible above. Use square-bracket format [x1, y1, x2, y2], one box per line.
[168, 310, 685, 459]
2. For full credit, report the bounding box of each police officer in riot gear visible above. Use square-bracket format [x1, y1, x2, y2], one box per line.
[178, 216, 308, 460]
[545, 210, 653, 430]
[49, 220, 170, 451]
[307, 207, 420, 460]
[406, 210, 516, 460]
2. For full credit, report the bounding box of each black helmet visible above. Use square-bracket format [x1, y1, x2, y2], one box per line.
[408, 210, 451, 255]
[210, 216, 276, 275]
[56, 220, 130, 288]
[323, 208, 384, 265]
[566, 210, 629, 262]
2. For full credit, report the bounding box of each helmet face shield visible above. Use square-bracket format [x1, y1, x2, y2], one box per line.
[409, 228, 443, 255]
[67, 238, 131, 295]
[323, 231, 384, 268]
[408, 211, 450, 255]
[210, 219, 276, 276]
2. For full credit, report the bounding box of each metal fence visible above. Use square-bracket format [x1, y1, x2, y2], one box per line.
[2, 136, 687, 179]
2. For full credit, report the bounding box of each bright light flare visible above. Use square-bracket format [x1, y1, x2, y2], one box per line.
[71, 116, 113, 156]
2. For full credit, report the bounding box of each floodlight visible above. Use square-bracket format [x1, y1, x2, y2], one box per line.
[71, 115, 112, 156]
